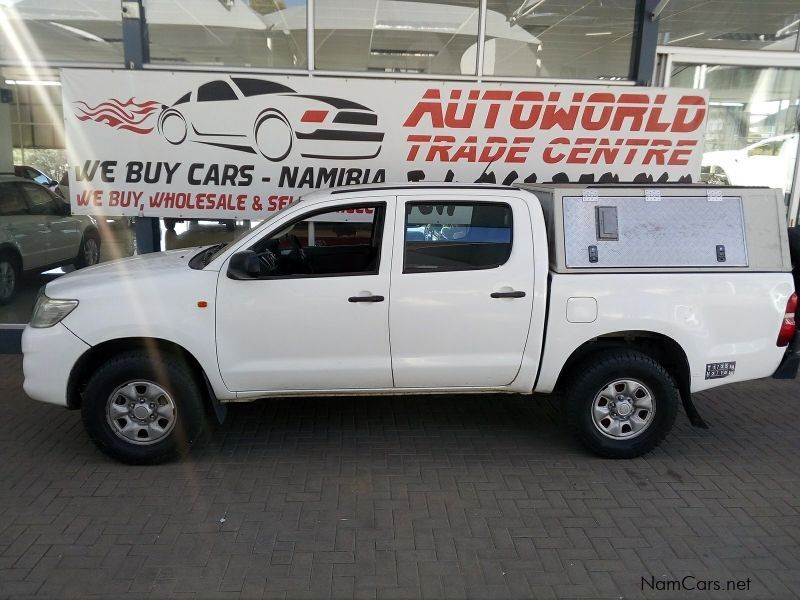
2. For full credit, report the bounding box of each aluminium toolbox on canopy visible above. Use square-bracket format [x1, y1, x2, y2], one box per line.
[519, 184, 791, 273]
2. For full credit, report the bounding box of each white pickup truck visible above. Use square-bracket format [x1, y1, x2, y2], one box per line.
[22, 183, 799, 464]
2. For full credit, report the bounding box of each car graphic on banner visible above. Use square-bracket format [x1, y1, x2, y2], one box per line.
[156, 77, 385, 161]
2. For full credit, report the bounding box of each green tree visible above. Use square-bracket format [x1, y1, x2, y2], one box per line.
[249, 0, 286, 15]
[12, 148, 68, 181]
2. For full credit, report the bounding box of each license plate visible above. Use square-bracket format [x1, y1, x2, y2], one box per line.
[705, 361, 736, 379]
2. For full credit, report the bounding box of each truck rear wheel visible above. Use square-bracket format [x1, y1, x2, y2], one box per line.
[81, 351, 206, 464]
[566, 350, 678, 458]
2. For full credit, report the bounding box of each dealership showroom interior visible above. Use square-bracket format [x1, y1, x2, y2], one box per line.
[1, 0, 800, 598]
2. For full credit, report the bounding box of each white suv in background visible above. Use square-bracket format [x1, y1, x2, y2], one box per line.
[701, 133, 798, 194]
[0, 176, 101, 304]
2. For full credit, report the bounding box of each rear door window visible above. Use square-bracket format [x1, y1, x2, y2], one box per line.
[404, 202, 513, 273]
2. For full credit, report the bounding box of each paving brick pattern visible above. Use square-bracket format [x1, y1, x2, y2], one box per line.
[1, 353, 799, 599]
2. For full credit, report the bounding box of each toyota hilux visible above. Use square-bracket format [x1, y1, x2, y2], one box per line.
[22, 183, 798, 463]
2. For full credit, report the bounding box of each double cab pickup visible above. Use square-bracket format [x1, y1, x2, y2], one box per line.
[22, 183, 798, 463]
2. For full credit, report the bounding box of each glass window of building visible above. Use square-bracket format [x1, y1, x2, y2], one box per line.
[670, 64, 800, 203]
[5, 73, 64, 151]
[659, 1, 800, 52]
[146, 0, 308, 69]
[0, 1, 124, 64]
[313, 0, 480, 75]
[484, 0, 637, 80]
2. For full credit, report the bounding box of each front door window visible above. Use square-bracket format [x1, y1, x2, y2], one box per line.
[251, 205, 383, 277]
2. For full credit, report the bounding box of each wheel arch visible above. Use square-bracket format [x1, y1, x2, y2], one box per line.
[67, 337, 215, 412]
[552, 330, 691, 397]
[0, 243, 23, 269]
[83, 224, 100, 240]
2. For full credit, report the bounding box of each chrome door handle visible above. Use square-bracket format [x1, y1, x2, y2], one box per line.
[490, 290, 526, 299]
[348, 295, 385, 303]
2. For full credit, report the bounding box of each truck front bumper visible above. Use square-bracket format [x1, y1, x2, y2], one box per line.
[22, 323, 90, 407]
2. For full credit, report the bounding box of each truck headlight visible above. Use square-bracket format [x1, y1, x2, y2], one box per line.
[30, 294, 79, 328]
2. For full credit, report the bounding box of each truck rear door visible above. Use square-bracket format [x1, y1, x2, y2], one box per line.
[389, 194, 535, 388]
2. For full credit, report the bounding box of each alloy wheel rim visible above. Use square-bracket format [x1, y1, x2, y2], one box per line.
[106, 380, 177, 445]
[85, 238, 99, 265]
[591, 378, 655, 439]
[0, 262, 14, 299]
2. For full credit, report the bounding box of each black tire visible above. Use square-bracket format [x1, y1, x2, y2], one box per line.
[566, 349, 679, 459]
[74, 231, 101, 269]
[81, 351, 207, 464]
[0, 252, 20, 305]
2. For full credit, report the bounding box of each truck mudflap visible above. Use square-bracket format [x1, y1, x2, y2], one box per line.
[772, 339, 800, 379]
[676, 375, 710, 429]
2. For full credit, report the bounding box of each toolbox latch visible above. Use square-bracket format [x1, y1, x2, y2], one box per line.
[707, 188, 724, 201]
[582, 189, 599, 202]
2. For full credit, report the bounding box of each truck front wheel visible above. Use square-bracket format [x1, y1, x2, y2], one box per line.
[567, 350, 679, 458]
[81, 351, 207, 464]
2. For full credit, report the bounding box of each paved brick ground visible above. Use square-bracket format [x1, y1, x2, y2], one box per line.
[1, 354, 799, 599]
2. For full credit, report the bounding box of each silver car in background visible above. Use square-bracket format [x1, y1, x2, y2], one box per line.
[0, 175, 101, 304]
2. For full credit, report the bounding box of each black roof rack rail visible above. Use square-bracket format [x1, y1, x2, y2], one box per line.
[516, 182, 771, 190]
[330, 184, 513, 194]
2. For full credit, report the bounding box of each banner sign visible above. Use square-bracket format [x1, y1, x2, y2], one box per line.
[62, 69, 709, 219]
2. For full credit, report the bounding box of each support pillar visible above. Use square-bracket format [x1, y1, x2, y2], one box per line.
[631, 0, 661, 86]
[0, 87, 13, 173]
[121, 0, 160, 253]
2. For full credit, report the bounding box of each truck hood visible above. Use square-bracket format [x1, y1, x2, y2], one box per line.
[45, 247, 205, 298]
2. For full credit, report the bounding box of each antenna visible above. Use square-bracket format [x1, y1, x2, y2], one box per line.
[476, 156, 498, 182]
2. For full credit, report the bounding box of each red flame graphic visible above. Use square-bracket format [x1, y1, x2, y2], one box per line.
[74, 97, 161, 134]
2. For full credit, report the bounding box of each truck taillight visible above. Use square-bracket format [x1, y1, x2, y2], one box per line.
[777, 292, 797, 347]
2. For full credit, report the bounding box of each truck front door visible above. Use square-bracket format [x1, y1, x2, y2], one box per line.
[389, 195, 535, 388]
[215, 197, 395, 392]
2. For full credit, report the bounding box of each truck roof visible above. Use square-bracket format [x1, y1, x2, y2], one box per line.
[517, 182, 770, 190]
[310, 181, 772, 201]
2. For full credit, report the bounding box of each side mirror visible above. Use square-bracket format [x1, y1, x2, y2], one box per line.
[227, 250, 262, 280]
